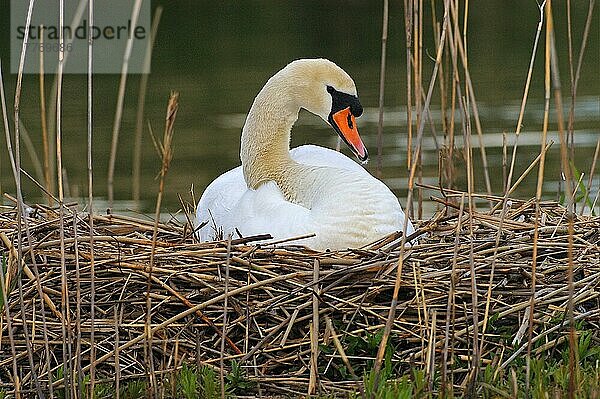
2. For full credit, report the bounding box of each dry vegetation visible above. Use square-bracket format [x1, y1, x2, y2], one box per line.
[1, 189, 598, 397]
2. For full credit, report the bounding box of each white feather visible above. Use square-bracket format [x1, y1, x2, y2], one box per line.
[196, 145, 414, 250]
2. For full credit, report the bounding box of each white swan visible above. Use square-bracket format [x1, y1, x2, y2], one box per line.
[195, 59, 414, 250]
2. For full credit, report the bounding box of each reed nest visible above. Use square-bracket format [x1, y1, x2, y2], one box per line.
[1, 190, 599, 396]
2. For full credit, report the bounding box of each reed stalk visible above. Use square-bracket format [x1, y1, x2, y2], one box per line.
[55, 1, 76, 395]
[502, 131, 507, 190]
[146, 91, 179, 395]
[547, 4, 577, 396]
[566, 0, 575, 160]
[403, 0, 413, 172]
[446, 0, 492, 196]
[0, 258, 20, 398]
[12, 1, 47, 395]
[309, 259, 321, 396]
[505, 0, 546, 194]
[581, 139, 600, 215]
[376, 0, 388, 180]
[114, 305, 121, 399]
[107, 0, 144, 206]
[463, 93, 481, 395]
[73, 213, 83, 391]
[373, 0, 450, 391]
[45, 0, 87, 205]
[133, 6, 163, 203]
[86, 0, 97, 394]
[220, 234, 232, 399]
[39, 29, 52, 204]
[526, 4, 553, 393]
[0, 59, 23, 399]
[431, 1, 451, 193]
[15, 121, 44, 185]
[566, 0, 595, 163]
[441, 193, 464, 397]
[480, 11, 547, 391]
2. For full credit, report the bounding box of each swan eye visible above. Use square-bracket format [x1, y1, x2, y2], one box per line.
[347, 113, 353, 129]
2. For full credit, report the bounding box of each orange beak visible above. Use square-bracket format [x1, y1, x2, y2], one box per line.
[330, 107, 368, 162]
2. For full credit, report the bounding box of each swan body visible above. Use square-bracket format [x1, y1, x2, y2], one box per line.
[196, 59, 414, 250]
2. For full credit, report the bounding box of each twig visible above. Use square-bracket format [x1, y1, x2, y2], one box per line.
[581, 139, 600, 216]
[308, 259, 320, 395]
[220, 234, 232, 399]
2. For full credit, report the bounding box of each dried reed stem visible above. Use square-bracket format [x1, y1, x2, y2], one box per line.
[0, 62, 22, 398]
[12, 1, 47, 395]
[403, 0, 413, 171]
[38, 31, 52, 204]
[448, 0, 491, 195]
[505, 0, 547, 195]
[146, 91, 179, 394]
[373, 0, 450, 390]
[308, 259, 321, 395]
[0, 257, 20, 398]
[376, 0, 388, 179]
[133, 7, 163, 203]
[526, 5, 553, 392]
[567, 0, 596, 163]
[114, 305, 121, 399]
[45, 1, 86, 200]
[546, 4, 577, 396]
[107, 0, 144, 206]
[86, 0, 97, 393]
[55, 1, 76, 395]
[483, 13, 548, 386]
[220, 235, 232, 399]
[15, 121, 44, 185]
[581, 139, 600, 215]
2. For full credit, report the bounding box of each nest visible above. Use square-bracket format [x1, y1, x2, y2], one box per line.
[1, 190, 599, 397]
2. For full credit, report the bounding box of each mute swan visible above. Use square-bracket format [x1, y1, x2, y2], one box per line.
[195, 58, 414, 250]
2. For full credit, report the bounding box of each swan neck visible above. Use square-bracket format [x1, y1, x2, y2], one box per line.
[240, 79, 299, 190]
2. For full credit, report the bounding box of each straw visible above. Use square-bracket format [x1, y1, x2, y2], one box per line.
[1, 186, 597, 396]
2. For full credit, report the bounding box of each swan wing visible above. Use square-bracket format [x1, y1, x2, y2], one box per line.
[196, 145, 414, 248]
[229, 181, 314, 243]
[196, 168, 313, 244]
[197, 144, 361, 240]
[195, 166, 247, 241]
[290, 145, 368, 174]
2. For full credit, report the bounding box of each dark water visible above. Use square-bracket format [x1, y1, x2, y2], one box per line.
[0, 1, 598, 216]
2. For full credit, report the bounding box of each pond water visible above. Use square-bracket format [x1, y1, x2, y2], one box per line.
[0, 1, 598, 217]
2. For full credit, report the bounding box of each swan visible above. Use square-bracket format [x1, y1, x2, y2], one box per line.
[195, 58, 414, 250]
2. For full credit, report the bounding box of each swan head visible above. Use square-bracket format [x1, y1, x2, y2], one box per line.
[274, 58, 368, 162]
